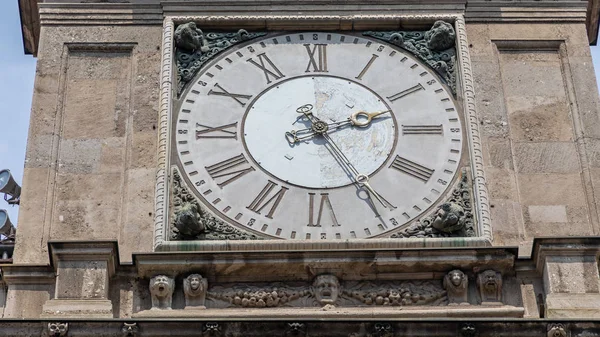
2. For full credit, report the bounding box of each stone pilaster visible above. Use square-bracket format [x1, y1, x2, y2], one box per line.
[41, 241, 118, 318]
[534, 238, 600, 318]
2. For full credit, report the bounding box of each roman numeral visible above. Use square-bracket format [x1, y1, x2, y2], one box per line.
[195, 122, 237, 139]
[208, 83, 252, 107]
[304, 44, 328, 72]
[247, 53, 285, 84]
[307, 193, 340, 227]
[402, 125, 443, 135]
[355, 54, 378, 80]
[205, 154, 255, 188]
[387, 83, 424, 102]
[389, 156, 434, 182]
[247, 181, 289, 219]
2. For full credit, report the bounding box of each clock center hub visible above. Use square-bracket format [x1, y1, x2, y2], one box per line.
[242, 75, 396, 189]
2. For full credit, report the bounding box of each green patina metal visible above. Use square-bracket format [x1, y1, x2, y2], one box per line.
[364, 21, 457, 95]
[174, 23, 266, 97]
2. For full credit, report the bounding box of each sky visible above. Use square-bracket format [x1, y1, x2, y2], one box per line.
[2, 2, 600, 228]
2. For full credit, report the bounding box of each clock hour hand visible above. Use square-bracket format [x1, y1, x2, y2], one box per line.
[285, 109, 391, 144]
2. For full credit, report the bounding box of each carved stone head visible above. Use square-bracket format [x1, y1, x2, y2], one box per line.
[149, 275, 174, 310]
[547, 324, 567, 337]
[432, 202, 465, 233]
[460, 323, 476, 337]
[312, 274, 340, 306]
[121, 323, 139, 337]
[174, 202, 205, 237]
[443, 269, 469, 305]
[48, 322, 68, 337]
[174, 22, 204, 52]
[476, 270, 502, 304]
[425, 20, 456, 51]
[183, 273, 208, 308]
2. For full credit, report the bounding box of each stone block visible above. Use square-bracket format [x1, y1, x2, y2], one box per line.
[485, 137, 513, 170]
[506, 97, 573, 142]
[471, 61, 509, 138]
[545, 293, 600, 318]
[543, 255, 600, 294]
[119, 168, 155, 262]
[67, 50, 131, 80]
[131, 132, 157, 169]
[489, 200, 525, 247]
[464, 24, 495, 58]
[517, 173, 587, 207]
[99, 137, 125, 173]
[12, 167, 51, 264]
[499, 51, 567, 99]
[52, 200, 121, 240]
[513, 142, 580, 174]
[486, 167, 518, 200]
[55, 261, 108, 300]
[528, 205, 568, 223]
[57, 138, 102, 174]
[62, 79, 119, 139]
[4, 284, 53, 318]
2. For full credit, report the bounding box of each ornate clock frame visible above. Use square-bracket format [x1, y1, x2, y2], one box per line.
[153, 14, 492, 251]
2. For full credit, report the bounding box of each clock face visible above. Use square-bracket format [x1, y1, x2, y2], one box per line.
[174, 32, 462, 240]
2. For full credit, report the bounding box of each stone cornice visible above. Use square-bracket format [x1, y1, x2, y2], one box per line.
[135, 246, 517, 281]
[1, 265, 54, 285]
[47, 241, 119, 278]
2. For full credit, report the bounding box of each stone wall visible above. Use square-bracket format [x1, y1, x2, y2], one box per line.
[14, 26, 162, 264]
[468, 23, 600, 247]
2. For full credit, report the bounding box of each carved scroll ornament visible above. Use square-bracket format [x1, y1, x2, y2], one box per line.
[364, 20, 457, 95]
[170, 168, 261, 241]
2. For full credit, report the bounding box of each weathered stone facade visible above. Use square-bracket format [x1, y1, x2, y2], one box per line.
[5, 0, 600, 335]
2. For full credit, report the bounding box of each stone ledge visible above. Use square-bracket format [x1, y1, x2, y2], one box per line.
[156, 237, 492, 253]
[41, 299, 113, 319]
[546, 293, 600, 318]
[133, 305, 524, 319]
[135, 245, 515, 281]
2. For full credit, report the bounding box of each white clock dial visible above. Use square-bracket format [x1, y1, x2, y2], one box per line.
[174, 32, 462, 240]
[243, 76, 395, 189]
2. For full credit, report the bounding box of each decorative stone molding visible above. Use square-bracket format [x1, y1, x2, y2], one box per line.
[121, 323, 139, 337]
[154, 17, 174, 250]
[444, 269, 469, 305]
[48, 322, 68, 337]
[206, 276, 448, 308]
[170, 169, 261, 240]
[454, 16, 492, 243]
[476, 270, 502, 305]
[150, 275, 175, 310]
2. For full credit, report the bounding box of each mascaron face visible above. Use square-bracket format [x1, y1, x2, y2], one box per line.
[175, 32, 462, 240]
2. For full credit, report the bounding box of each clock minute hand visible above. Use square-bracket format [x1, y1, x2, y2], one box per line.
[321, 133, 396, 210]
